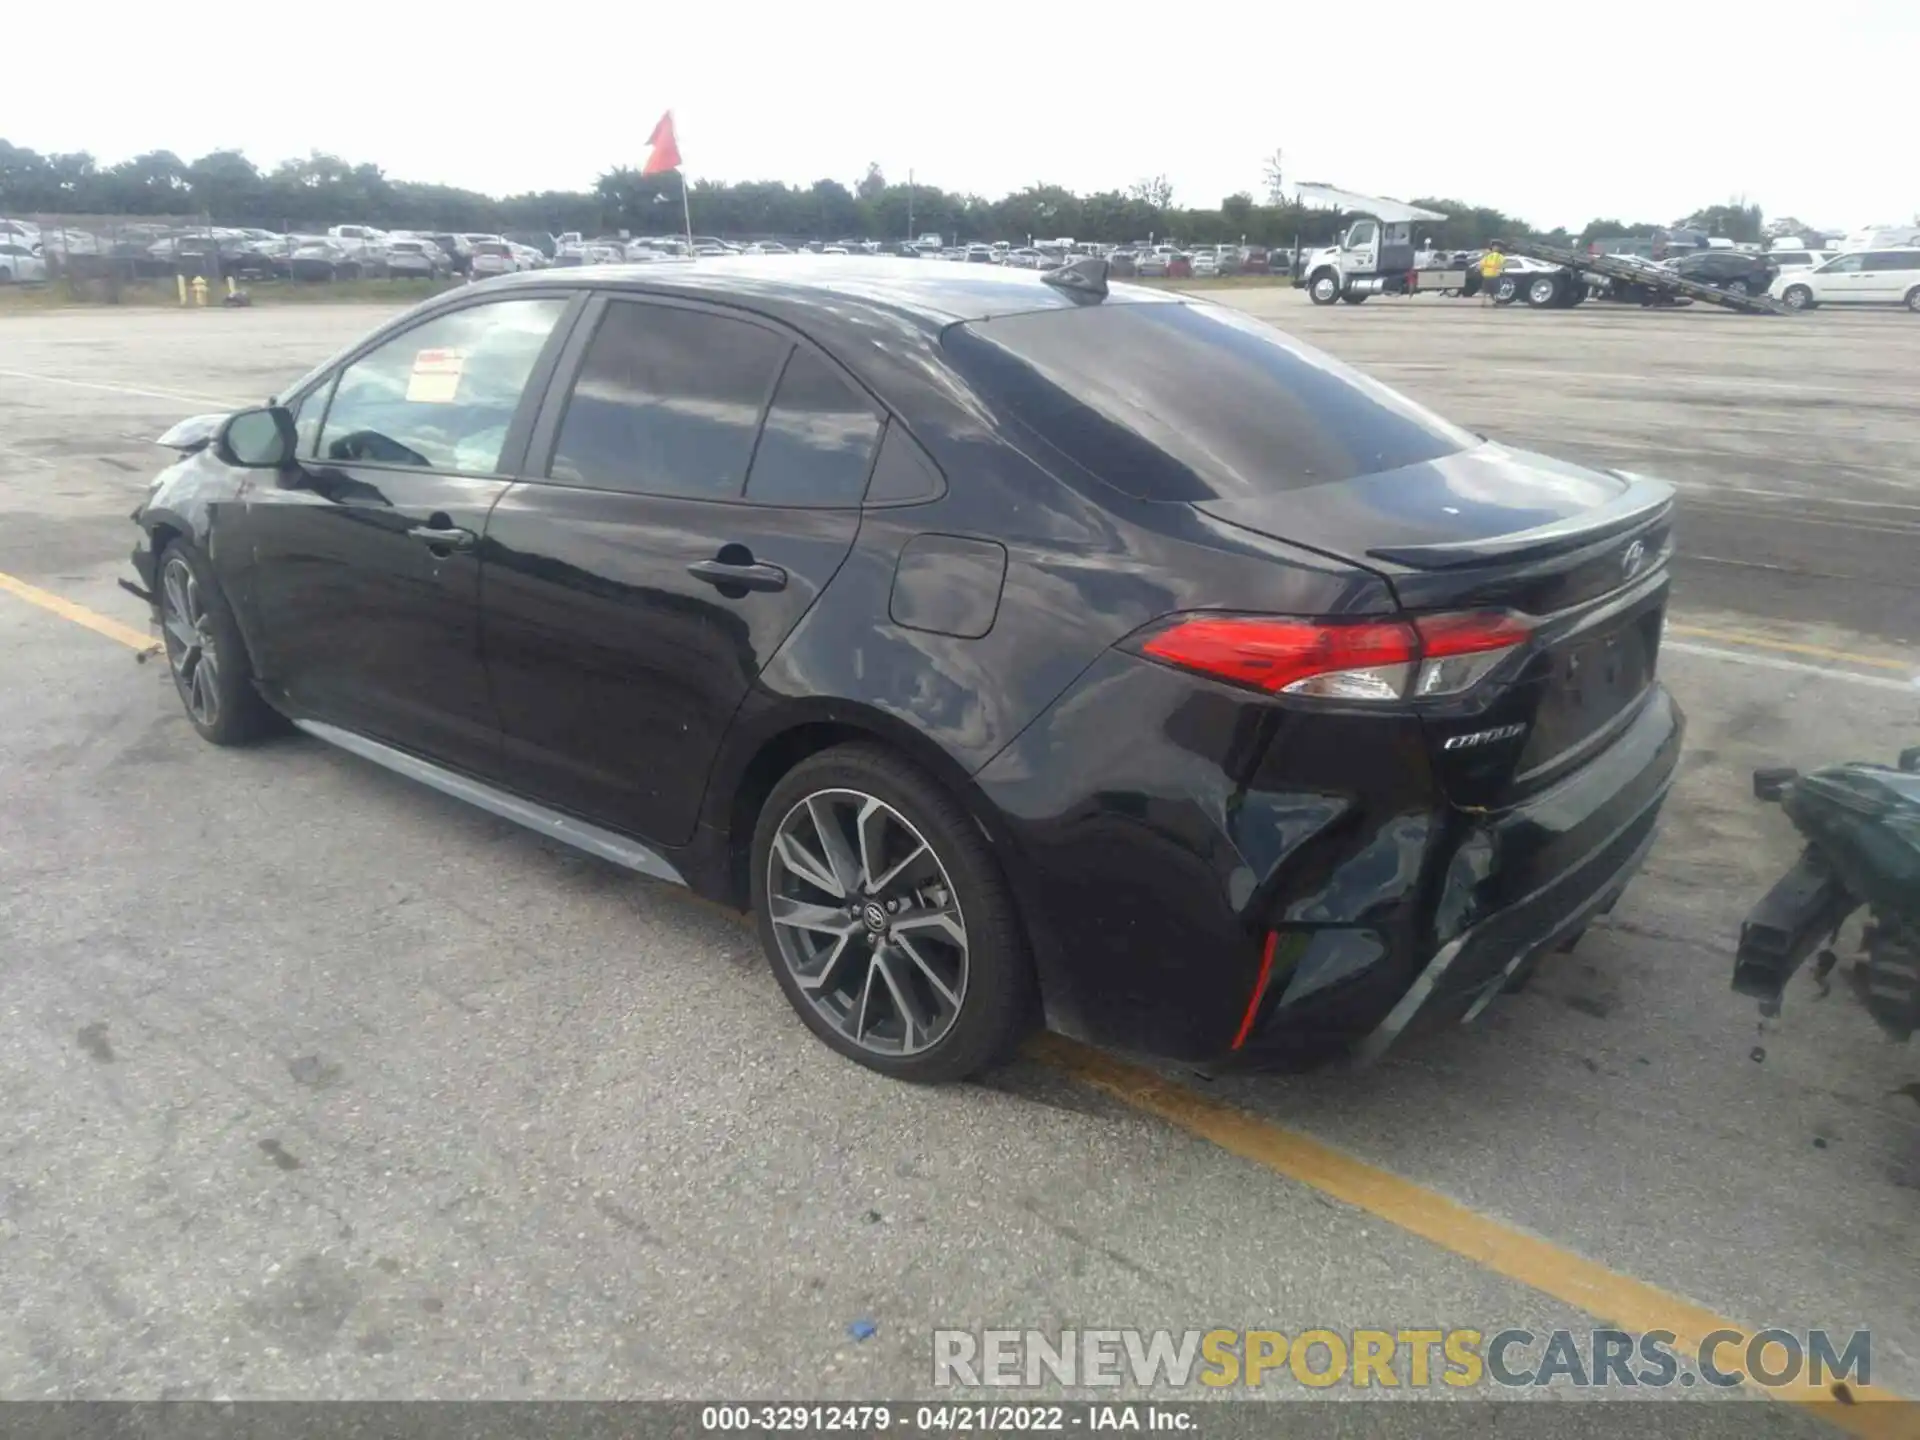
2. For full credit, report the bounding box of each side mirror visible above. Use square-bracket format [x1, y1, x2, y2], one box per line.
[215, 406, 297, 469]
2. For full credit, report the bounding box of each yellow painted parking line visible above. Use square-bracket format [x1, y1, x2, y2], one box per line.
[0, 570, 152, 652]
[1667, 622, 1912, 674]
[1030, 1032, 1914, 1436]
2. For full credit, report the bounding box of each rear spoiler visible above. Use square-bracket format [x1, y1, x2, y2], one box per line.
[1365, 472, 1674, 570]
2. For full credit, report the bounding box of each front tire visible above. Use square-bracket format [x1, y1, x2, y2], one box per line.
[1493, 277, 1519, 305]
[157, 538, 282, 745]
[1307, 271, 1341, 305]
[1782, 284, 1814, 311]
[751, 743, 1034, 1082]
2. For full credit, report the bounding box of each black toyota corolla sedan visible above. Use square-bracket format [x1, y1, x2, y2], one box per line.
[127, 257, 1683, 1082]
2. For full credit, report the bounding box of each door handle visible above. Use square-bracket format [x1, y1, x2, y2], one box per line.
[686, 558, 788, 593]
[407, 524, 475, 551]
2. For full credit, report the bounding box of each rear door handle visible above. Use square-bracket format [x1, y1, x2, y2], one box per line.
[686, 559, 788, 593]
[407, 524, 475, 551]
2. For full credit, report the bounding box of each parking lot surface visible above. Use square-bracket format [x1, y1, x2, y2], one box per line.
[1, 292, 1916, 1419]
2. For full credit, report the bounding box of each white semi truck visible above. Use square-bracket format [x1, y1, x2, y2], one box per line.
[1292, 186, 1466, 305]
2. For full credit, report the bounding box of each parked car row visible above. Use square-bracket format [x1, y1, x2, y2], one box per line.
[0, 215, 1295, 288]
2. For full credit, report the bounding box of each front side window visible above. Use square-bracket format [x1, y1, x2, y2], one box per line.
[744, 350, 883, 507]
[1818, 254, 1864, 273]
[1346, 222, 1377, 249]
[549, 301, 789, 499]
[316, 297, 566, 473]
[287, 384, 329, 458]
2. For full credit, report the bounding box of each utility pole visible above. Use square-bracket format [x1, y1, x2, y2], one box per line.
[907, 169, 915, 242]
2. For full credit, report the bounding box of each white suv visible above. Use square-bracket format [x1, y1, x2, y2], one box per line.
[1770, 249, 1920, 312]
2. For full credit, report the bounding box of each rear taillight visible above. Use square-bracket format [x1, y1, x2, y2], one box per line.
[1137, 611, 1532, 702]
[1408, 611, 1534, 698]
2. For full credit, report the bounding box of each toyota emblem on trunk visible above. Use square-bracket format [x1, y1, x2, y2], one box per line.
[1621, 539, 1647, 579]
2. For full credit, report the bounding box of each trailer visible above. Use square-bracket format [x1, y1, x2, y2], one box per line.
[1492, 236, 1790, 314]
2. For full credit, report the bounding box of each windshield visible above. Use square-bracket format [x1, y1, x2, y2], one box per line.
[942, 301, 1476, 499]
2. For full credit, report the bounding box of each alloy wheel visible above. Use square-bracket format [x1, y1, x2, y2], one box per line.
[161, 555, 220, 726]
[765, 788, 968, 1057]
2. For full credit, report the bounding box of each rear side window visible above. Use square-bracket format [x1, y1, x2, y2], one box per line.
[549, 300, 788, 498]
[1866, 251, 1920, 271]
[743, 350, 882, 507]
[943, 302, 1475, 499]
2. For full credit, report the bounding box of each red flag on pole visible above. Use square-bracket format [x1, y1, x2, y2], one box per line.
[642, 112, 681, 176]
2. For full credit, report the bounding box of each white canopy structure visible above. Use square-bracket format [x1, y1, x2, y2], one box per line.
[1293, 185, 1448, 223]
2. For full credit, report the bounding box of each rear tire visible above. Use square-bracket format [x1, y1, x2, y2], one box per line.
[1525, 275, 1561, 307]
[1339, 291, 1368, 305]
[156, 538, 283, 746]
[1724, 279, 1750, 297]
[1906, 286, 1920, 313]
[750, 743, 1035, 1083]
[1492, 277, 1519, 305]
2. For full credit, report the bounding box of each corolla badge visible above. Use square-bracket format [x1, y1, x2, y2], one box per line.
[1621, 538, 1648, 579]
[1442, 723, 1530, 751]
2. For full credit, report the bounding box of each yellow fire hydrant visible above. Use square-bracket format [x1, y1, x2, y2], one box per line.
[190, 275, 209, 306]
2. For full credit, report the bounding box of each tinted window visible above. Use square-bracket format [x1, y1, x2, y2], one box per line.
[1770, 252, 1809, 266]
[317, 297, 565, 473]
[1865, 251, 1920, 271]
[865, 423, 945, 505]
[549, 300, 788, 498]
[744, 350, 882, 507]
[944, 302, 1476, 499]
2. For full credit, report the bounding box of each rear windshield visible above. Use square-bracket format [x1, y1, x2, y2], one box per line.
[942, 302, 1475, 499]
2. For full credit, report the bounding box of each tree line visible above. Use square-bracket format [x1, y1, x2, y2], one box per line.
[0, 140, 1763, 248]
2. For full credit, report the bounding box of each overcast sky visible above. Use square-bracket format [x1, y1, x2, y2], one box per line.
[8, 2, 1913, 231]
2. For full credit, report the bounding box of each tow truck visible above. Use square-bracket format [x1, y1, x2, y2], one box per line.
[1293, 185, 1788, 315]
[1493, 235, 1788, 314]
[1293, 186, 1463, 304]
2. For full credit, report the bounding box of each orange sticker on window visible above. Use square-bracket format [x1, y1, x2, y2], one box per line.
[406, 347, 466, 403]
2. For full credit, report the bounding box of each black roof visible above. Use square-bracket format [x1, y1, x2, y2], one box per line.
[480, 254, 1177, 325]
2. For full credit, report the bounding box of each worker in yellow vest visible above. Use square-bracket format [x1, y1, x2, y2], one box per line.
[1479, 247, 1506, 304]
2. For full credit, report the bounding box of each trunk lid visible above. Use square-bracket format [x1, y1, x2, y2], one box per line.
[1197, 446, 1675, 809]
